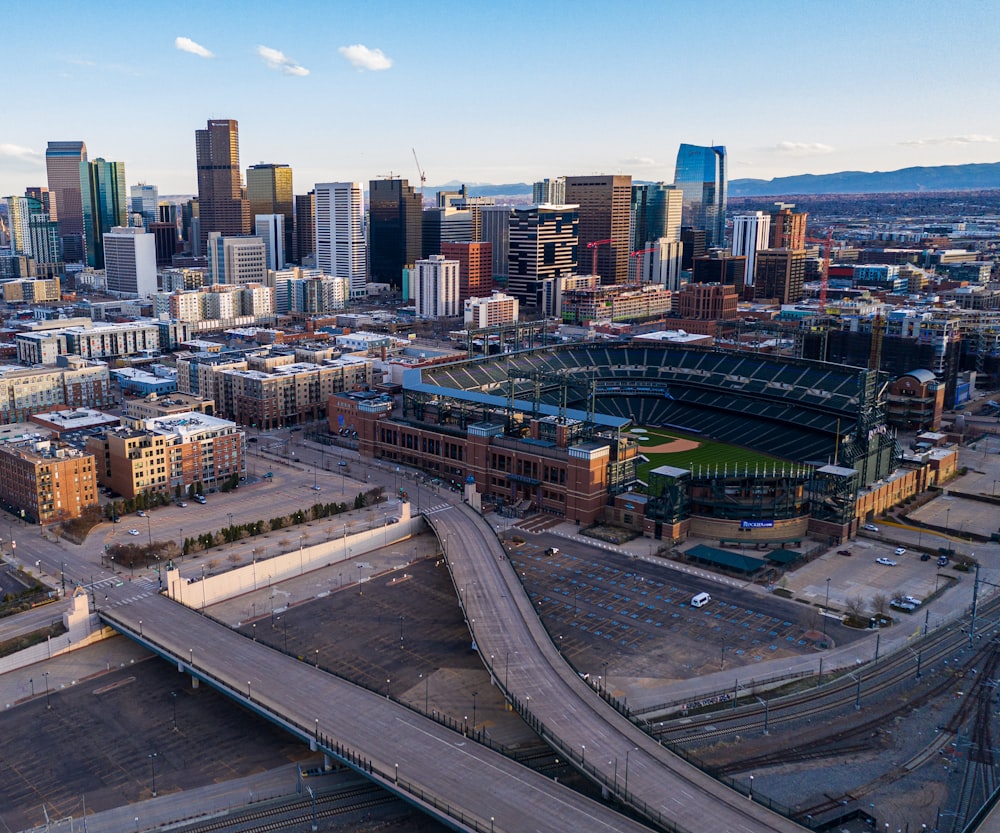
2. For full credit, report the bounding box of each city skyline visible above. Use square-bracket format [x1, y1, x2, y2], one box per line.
[3, 0, 1000, 197]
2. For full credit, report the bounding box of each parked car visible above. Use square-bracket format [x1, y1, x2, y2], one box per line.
[903, 595, 921, 606]
[863, 523, 879, 532]
[194, 494, 206, 504]
[920, 553, 931, 561]
[338, 461, 348, 467]
[837, 549, 852, 556]
[894, 547, 907, 556]
[875, 557, 897, 566]
[128, 528, 140, 536]
[937, 556, 949, 567]
[177, 501, 188, 508]
[136, 510, 146, 517]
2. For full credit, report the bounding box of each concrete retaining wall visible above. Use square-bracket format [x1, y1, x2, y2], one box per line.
[166, 502, 422, 610]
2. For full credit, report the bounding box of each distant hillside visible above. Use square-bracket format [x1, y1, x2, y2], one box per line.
[426, 182, 532, 201]
[730, 163, 1000, 197]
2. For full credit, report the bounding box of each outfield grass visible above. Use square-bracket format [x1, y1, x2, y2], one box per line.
[631, 427, 788, 483]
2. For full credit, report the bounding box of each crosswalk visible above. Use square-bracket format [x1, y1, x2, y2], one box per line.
[422, 502, 452, 516]
[89, 576, 161, 607]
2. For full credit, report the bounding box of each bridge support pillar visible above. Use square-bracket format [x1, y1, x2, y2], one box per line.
[323, 753, 332, 771]
[191, 675, 199, 688]
[601, 786, 609, 800]
[309, 738, 317, 752]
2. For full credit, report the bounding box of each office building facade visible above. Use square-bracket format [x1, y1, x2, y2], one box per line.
[754, 249, 807, 305]
[674, 144, 727, 248]
[130, 184, 159, 227]
[255, 214, 286, 270]
[247, 163, 294, 265]
[507, 205, 578, 310]
[441, 241, 493, 301]
[45, 140, 88, 262]
[315, 182, 367, 297]
[81, 158, 127, 268]
[564, 175, 632, 284]
[294, 191, 315, 264]
[731, 211, 772, 288]
[368, 178, 422, 287]
[195, 119, 250, 251]
[207, 233, 267, 286]
[104, 226, 157, 296]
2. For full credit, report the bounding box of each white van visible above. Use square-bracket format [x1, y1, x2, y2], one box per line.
[691, 592, 711, 608]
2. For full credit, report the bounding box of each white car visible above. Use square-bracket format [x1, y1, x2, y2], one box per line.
[875, 557, 897, 566]
[863, 523, 879, 532]
[894, 547, 907, 556]
[128, 528, 140, 536]
[903, 595, 921, 606]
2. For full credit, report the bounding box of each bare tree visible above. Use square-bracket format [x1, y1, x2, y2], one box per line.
[845, 596, 867, 621]
[870, 592, 889, 616]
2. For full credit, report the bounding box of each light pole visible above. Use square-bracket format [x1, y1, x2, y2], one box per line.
[146, 515, 152, 546]
[42, 671, 50, 709]
[148, 752, 157, 797]
[749, 774, 754, 802]
[581, 744, 586, 766]
[138, 619, 143, 637]
[823, 577, 831, 641]
[170, 691, 177, 729]
[307, 785, 317, 832]
[624, 747, 636, 798]
[247, 680, 252, 699]
[385, 677, 390, 699]
[757, 696, 769, 734]
[299, 535, 304, 574]
[472, 690, 478, 733]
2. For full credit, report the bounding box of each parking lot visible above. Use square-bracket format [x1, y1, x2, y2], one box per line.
[507, 535, 863, 686]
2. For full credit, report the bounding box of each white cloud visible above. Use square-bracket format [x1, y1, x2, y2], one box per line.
[773, 141, 834, 155]
[621, 156, 658, 168]
[338, 44, 393, 71]
[899, 134, 998, 147]
[175, 37, 214, 59]
[257, 45, 309, 76]
[0, 144, 44, 173]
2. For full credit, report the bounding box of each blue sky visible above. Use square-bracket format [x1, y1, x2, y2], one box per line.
[3, 0, 1000, 196]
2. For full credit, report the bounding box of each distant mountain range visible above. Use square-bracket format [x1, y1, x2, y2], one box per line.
[729, 162, 1000, 197]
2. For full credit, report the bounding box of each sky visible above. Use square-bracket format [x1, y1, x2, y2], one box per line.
[3, 0, 1000, 197]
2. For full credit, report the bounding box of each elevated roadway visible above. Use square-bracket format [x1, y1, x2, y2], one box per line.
[100, 596, 655, 833]
[100, 495, 806, 832]
[427, 502, 806, 833]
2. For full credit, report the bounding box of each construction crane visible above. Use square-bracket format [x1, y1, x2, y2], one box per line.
[411, 148, 426, 198]
[586, 239, 612, 277]
[804, 231, 834, 307]
[630, 246, 660, 284]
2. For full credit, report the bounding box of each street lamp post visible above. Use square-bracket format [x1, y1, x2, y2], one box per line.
[757, 696, 769, 734]
[472, 690, 478, 734]
[823, 577, 831, 641]
[42, 671, 50, 709]
[146, 515, 152, 546]
[247, 680, 252, 699]
[148, 752, 157, 797]
[170, 691, 177, 729]
[385, 678, 390, 700]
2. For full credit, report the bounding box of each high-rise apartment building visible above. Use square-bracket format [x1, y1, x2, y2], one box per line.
[103, 226, 157, 297]
[441, 241, 493, 302]
[731, 211, 771, 288]
[563, 175, 632, 284]
[464, 291, 519, 328]
[130, 184, 159, 227]
[247, 164, 293, 265]
[507, 205, 578, 310]
[195, 119, 250, 251]
[368, 178, 422, 287]
[414, 255, 460, 319]
[255, 214, 286, 270]
[207, 233, 267, 286]
[674, 144, 727, 248]
[45, 140, 88, 262]
[81, 159, 127, 268]
[533, 177, 566, 205]
[294, 191, 315, 264]
[314, 182, 367, 298]
[4, 196, 35, 256]
[768, 204, 808, 250]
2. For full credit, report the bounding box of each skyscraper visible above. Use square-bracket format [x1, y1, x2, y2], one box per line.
[314, 182, 367, 298]
[45, 140, 88, 262]
[255, 214, 286, 270]
[294, 191, 315, 265]
[207, 233, 267, 286]
[731, 211, 771, 288]
[4, 196, 35, 256]
[563, 175, 632, 284]
[673, 144, 727, 248]
[769, 204, 807, 250]
[414, 255, 460, 319]
[81, 159, 127, 268]
[130, 184, 159, 227]
[104, 226, 157, 297]
[247, 164, 294, 266]
[507, 204, 578, 310]
[441, 241, 493, 302]
[753, 249, 806, 305]
[630, 183, 683, 281]
[532, 177, 566, 205]
[480, 206, 513, 280]
[368, 178, 422, 287]
[195, 119, 250, 251]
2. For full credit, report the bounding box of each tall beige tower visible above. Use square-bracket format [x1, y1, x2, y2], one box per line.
[195, 119, 250, 251]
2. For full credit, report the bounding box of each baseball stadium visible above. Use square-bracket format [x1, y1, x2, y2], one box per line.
[331, 342, 906, 545]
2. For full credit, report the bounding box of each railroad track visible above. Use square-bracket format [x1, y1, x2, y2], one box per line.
[175, 782, 398, 833]
[660, 593, 1000, 747]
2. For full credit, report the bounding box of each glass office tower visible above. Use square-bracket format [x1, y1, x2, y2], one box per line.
[673, 144, 727, 248]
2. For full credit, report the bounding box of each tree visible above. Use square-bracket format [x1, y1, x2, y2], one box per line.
[845, 596, 867, 621]
[870, 593, 889, 616]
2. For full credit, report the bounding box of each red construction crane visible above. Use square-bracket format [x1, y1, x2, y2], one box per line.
[586, 239, 612, 277]
[804, 231, 834, 307]
[630, 247, 660, 284]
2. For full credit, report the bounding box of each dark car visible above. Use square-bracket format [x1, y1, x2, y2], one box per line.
[837, 549, 852, 556]
[920, 553, 931, 561]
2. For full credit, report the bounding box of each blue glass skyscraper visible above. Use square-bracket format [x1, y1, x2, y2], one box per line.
[673, 144, 727, 248]
[80, 158, 127, 268]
